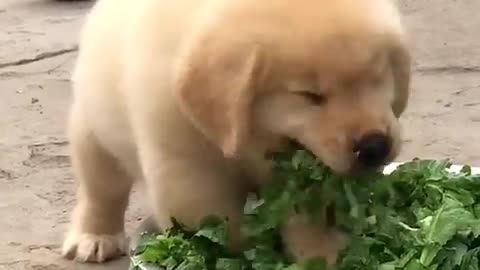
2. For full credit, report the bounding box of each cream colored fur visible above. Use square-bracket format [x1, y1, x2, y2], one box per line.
[63, 0, 411, 264]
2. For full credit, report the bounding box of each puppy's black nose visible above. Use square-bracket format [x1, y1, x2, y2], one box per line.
[354, 132, 391, 168]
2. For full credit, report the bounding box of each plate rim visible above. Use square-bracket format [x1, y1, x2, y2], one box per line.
[383, 161, 480, 175]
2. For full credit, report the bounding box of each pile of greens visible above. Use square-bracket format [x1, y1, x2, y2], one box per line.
[130, 144, 480, 270]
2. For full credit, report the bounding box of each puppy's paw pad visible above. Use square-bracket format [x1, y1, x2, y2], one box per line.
[62, 232, 127, 263]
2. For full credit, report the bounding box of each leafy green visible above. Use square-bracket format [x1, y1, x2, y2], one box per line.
[130, 142, 480, 270]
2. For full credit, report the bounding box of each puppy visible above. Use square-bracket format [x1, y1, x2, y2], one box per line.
[62, 0, 411, 264]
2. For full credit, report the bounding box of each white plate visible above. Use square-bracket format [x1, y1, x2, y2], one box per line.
[130, 162, 480, 270]
[383, 162, 480, 175]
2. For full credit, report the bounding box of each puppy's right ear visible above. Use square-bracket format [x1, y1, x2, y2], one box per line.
[173, 33, 263, 158]
[389, 39, 411, 118]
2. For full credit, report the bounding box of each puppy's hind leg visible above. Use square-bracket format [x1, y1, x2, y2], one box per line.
[62, 105, 133, 263]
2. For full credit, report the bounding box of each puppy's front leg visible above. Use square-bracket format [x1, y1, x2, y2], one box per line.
[282, 212, 349, 266]
[140, 148, 248, 251]
[62, 106, 132, 263]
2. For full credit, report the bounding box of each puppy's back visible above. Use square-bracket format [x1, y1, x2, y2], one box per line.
[73, 0, 206, 93]
[70, 0, 212, 174]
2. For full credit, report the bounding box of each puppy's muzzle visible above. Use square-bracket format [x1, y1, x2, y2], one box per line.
[353, 131, 392, 168]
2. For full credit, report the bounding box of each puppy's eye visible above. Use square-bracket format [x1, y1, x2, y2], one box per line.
[297, 92, 328, 106]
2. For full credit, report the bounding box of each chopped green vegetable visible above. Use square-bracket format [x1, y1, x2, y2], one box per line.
[130, 142, 480, 270]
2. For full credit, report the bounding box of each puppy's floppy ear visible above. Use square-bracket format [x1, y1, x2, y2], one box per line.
[174, 34, 263, 158]
[389, 40, 411, 117]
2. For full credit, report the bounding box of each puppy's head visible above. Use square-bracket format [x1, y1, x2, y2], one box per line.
[174, 0, 411, 174]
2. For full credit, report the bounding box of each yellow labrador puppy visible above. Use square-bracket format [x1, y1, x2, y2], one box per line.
[63, 0, 411, 264]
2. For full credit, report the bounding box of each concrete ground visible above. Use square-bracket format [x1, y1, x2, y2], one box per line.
[0, 0, 479, 269]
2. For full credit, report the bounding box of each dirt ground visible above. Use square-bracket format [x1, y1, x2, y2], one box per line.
[0, 0, 479, 269]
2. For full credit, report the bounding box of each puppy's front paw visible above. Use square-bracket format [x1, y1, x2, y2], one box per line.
[286, 229, 349, 265]
[283, 213, 350, 266]
[62, 231, 127, 263]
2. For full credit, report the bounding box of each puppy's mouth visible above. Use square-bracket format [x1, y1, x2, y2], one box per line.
[349, 157, 389, 174]
[263, 137, 300, 157]
[266, 138, 386, 176]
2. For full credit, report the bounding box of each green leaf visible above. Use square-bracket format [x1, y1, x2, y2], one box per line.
[451, 241, 469, 266]
[421, 206, 476, 245]
[405, 259, 426, 270]
[176, 256, 207, 270]
[195, 216, 228, 246]
[420, 244, 441, 266]
[302, 258, 329, 270]
[215, 258, 246, 270]
[459, 247, 480, 270]
[397, 250, 418, 267]
[164, 256, 179, 270]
